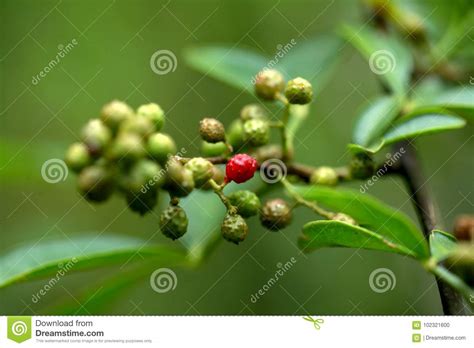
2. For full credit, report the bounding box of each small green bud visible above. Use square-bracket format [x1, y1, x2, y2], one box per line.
[228, 190, 261, 218]
[332, 213, 357, 225]
[184, 157, 214, 187]
[350, 152, 375, 179]
[201, 166, 225, 190]
[163, 159, 195, 197]
[107, 133, 145, 164]
[254, 69, 285, 100]
[310, 166, 338, 186]
[199, 118, 226, 143]
[77, 165, 114, 202]
[243, 119, 269, 147]
[126, 189, 158, 215]
[221, 213, 248, 244]
[137, 103, 165, 131]
[81, 119, 112, 157]
[260, 198, 292, 231]
[160, 205, 188, 240]
[201, 141, 227, 157]
[120, 115, 155, 138]
[65, 142, 91, 173]
[240, 104, 268, 122]
[100, 100, 134, 131]
[285, 77, 313, 105]
[147, 132, 177, 164]
[227, 119, 245, 150]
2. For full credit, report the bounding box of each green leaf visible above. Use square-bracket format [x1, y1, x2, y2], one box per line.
[293, 186, 429, 258]
[347, 140, 385, 155]
[184, 46, 267, 91]
[429, 229, 457, 263]
[380, 114, 466, 146]
[353, 96, 403, 146]
[0, 234, 188, 288]
[341, 25, 413, 95]
[299, 221, 418, 257]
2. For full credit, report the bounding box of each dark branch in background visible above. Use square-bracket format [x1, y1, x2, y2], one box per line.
[396, 140, 469, 315]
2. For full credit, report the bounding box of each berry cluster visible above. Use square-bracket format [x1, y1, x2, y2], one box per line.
[65, 69, 364, 245]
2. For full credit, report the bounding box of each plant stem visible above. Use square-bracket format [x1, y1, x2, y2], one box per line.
[397, 140, 470, 315]
[208, 179, 236, 214]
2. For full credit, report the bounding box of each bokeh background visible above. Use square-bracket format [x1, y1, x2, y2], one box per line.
[1, 0, 472, 315]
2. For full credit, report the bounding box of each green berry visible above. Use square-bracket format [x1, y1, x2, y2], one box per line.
[199, 118, 226, 143]
[243, 119, 269, 147]
[201, 141, 227, 157]
[254, 69, 285, 101]
[77, 165, 114, 202]
[120, 115, 155, 138]
[107, 133, 145, 164]
[160, 205, 188, 240]
[65, 142, 91, 173]
[147, 132, 177, 164]
[285, 77, 313, 105]
[332, 213, 357, 225]
[240, 104, 267, 122]
[227, 119, 245, 150]
[310, 166, 338, 186]
[137, 103, 165, 131]
[350, 153, 375, 179]
[228, 190, 261, 218]
[120, 159, 164, 194]
[260, 198, 292, 231]
[221, 214, 248, 244]
[163, 159, 195, 197]
[100, 100, 134, 131]
[184, 157, 214, 187]
[81, 119, 112, 157]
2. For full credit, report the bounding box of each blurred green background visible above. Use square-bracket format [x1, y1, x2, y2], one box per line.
[1, 0, 472, 315]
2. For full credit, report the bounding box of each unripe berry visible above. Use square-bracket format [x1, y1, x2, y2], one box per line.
[147, 132, 177, 164]
[349, 153, 375, 179]
[184, 157, 214, 187]
[310, 166, 338, 186]
[201, 141, 227, 157]
[240, 103, 267, 122]
[285, 77, 313, 104]
[137, 103, 165, 131]
[120, 159, 164, 194]
[260, 198, 292, 231]
[332, 213, 357, 225]
[107, 133, 145, 164]
[254, 69, 285, 101]
[228, 190, 261, 218]
[199, 118, 225, 143]
[77, 165, 114, 202]
[100, 100, 134, 131]
[163, 159, 195, 197]
[225, 154, 258, 184]
[160, 205, 188, 240]
[65, 142, 91, 173]
[126, 189, 158, 215]
[227, 119, 245, 150]
[81, 119, 112, 157]
[120, 115, 155, 138]
[221, 213, 248, 244]
[243, 119, 269, 147]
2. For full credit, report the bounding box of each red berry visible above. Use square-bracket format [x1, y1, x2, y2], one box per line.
[225, 154, 258, 184]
